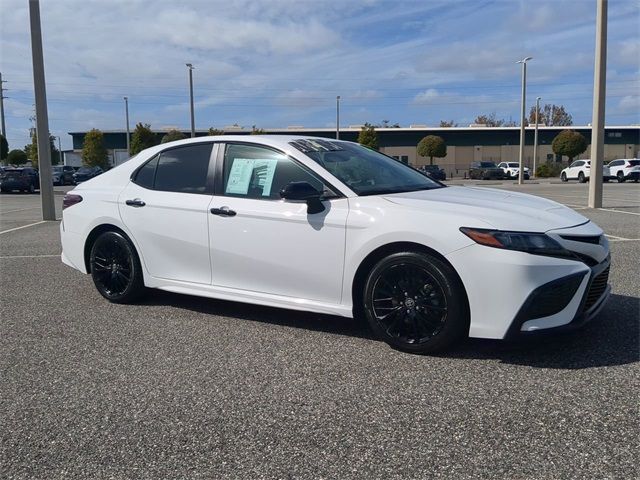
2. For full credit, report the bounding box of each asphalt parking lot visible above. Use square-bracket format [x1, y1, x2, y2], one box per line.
[1, 182, 639, 479]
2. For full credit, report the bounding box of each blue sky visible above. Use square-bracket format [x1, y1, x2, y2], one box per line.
[1, 0, 639, 151]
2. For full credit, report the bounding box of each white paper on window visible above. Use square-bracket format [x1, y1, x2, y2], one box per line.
[226, 158, 278, 196]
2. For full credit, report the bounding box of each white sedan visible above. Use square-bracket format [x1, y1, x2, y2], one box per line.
[560, 159, 611, 183]
[60, 136, 611, 354]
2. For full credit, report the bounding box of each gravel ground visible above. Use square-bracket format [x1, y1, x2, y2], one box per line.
[1, 184, 638, 479]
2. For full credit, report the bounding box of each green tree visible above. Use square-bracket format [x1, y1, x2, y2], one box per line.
[82, 129, 109, 168]
[23, 132, 60, 167]
[0, 133, 8, 161]
[208, 128, 224, 136]
[417, 135, 447, 165]
[251, 126, 266, 135]
[474, 113, 504, 127]
[7, 149, 28, 165]
[439, 120, 457, 127]
[161, 129, 186, 143]
[357, 123, 378, 150]
[130, 123, 158, 155]
[552, 130, 587, 162]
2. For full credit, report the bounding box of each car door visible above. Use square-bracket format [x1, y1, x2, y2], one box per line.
[118, 142, 216, 284]
[208, 142, 348, 304]
[568, 160, 582, 179]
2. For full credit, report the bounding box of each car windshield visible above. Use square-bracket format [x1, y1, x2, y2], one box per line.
[629, 160, 640, 166]
[76, 167, 94, 174]
[52, 166, 63, 173]
[290, 139, 442, 196]
[480, 162, 497, 168]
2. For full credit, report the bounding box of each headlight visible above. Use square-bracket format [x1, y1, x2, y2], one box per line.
[460, 227, 574, 259]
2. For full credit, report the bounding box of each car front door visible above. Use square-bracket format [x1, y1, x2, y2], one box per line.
[568, 160, 582, 179]
[208, 142, 348, 304]
[118, 142, 216, 284]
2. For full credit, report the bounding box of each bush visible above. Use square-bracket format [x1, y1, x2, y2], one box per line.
[417, 135, 446, 165]
[552, 130, 587, 162]
[536, 162, 565, 178]
[161, 129, 186, 143]
[7, 149, 28, 165]
[82, 129, 109, 168]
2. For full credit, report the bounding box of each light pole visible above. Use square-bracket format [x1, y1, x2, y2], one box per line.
[533, 96, 541, 178]
[57, 135, 62, 165]
[336, 95, 340, 140]
[186, 63, 195, 138]
[516, 56, 532, 185]
[124, 96, 130, 156]
[0, 72, 6, 138]
[589, 0, 607, 209]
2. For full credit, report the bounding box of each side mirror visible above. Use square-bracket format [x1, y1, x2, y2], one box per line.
[280, 181, 325, 214]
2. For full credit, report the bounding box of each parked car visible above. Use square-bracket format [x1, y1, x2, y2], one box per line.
[61, 136, 611, 354]
[73, 166, 103, 184]
[0, 167, 40, 193]
[607, 159, 640, 183]
[560, 160, 611, 183]
[469, 161, 507, 180]
[419, 164, 446, 181]
[52, 165, 77, 186]
[497, 162, 530, 180]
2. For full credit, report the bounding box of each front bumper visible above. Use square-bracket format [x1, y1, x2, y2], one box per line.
[504, 255, 611, 339]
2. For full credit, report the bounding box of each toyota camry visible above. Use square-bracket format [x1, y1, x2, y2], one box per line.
[60, 136, 611, 354]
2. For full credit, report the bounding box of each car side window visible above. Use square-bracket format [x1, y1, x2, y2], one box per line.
[153, 144, 213, 194]
[571, 161, 582, 168]
[133, 155, 159, 189]
[222, 144, 325, 200]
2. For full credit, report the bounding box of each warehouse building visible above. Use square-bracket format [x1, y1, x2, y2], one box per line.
[68, 125, 639, 176]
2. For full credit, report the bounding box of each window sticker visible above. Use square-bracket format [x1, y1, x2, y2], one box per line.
[226, 158, 278, 196]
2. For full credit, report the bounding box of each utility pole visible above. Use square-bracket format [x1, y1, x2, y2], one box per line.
[124, 96, 130, 155]
[336, 95, 340, 140]
[0, 72, 6, 138]
[57, 135, 62, 165]
[589, 0, 607, 209]
[29, 0, 55, 221]
[516, 56, 532, 185]
[186, 63, 195, 137]
[533, 96, 541, 179]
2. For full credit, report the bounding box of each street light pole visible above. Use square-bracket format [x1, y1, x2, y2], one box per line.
[0, 72, 6, 138]
[336, 95, 340, 140]
[124, 96, 130, 156]
[516, 56, 532, 185]
[29, 0, 55, 221]
[533, 96, 541, 178]
[589, 0, 607, 209]
[186, 63, 195, 138]
[57, 135, 62, 165]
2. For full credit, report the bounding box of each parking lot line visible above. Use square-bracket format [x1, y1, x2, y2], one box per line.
[0, 254, 60, 259]
[598, 207, 640, 216]
[0, 206, 41, 214]
[0, 220, 48, 235]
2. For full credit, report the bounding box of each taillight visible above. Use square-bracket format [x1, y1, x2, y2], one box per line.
[63, 194, 83, 210]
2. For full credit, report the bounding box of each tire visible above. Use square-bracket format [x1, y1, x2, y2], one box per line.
[361, 251, 469, 354]
[28, 184, 35, 193]
[561, 172, 568, 182]
[617, 171, 625, 183]
[89, 231, 145, 303]
[578, 172, 586, 183]
[604, 177, 609, 183]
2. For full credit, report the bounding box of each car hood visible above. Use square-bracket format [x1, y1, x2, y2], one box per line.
[382, 186, 589, 232]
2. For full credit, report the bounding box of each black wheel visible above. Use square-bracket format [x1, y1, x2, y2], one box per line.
[561, 172, 568, 182]
[362, 251, 468, 354]
[617, 171, 625, 183]
[90, 231, 144, 303]
[578, 171, 586, 183]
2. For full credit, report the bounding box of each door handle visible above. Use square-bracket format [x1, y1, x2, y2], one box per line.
[210, 206, 236, 217]
[125, 198, 146, 207]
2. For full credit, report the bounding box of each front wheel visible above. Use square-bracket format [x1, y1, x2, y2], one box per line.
[362, 251, 469, 354]
[90, 231, 145, 303]
[617, 171, 625, 183]
[578, 172, 586, 183]
[561, 172, 568, 182]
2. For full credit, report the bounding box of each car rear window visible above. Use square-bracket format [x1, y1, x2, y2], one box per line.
[628, 160, 639, 166]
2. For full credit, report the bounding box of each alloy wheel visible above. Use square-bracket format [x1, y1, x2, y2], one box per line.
[91, 235, 134, 298]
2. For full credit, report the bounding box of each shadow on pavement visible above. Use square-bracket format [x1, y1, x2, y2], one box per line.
[142, 291, 639, 369]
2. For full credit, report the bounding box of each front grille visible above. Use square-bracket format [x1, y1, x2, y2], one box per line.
[560, 234, 602, 245]
[583, 266, 610, 311]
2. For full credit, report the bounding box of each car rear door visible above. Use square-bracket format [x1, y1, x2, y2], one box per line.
[207, 142, 348, 304]
[118, 142, 216, 284]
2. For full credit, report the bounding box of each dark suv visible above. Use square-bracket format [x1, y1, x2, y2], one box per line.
[0, 167, 40, 193]
[72, 166, 103, 184]
[419, 164, 446, 181]
[469, 161, 507, 180]
[52, 165, 77, 185]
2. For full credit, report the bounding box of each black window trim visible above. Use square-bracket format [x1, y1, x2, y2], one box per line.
[130, 141, 219, 195]
[214, 141, 346, 200]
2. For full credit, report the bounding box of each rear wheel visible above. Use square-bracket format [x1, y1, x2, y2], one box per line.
[362, 251, 468, 354]
[617, 171, 625, 183]
[561, 172, 567, 182]
[90, 231, 145, 303]
[578, 171, 586, 183]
